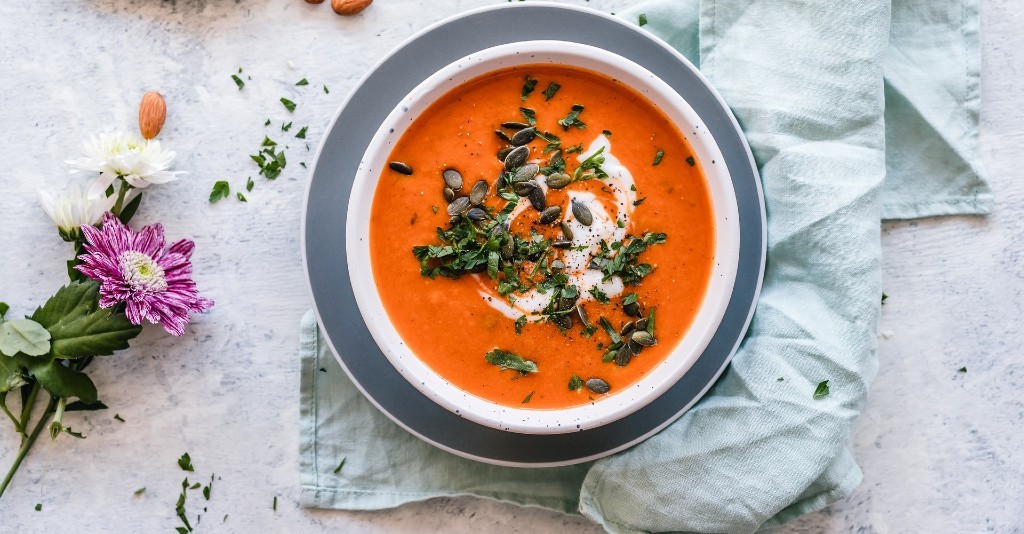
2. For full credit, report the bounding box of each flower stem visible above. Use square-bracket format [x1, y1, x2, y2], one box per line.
[0, 393, 21, 434]
[18, 381, 40, 447]
[0, 395, 57, 500]
[49, 397, 67, 441]
[111, 181, 129, 216]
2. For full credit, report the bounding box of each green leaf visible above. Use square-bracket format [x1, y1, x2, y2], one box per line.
[280, 97, 296, 112]
[521, 75, 537, 101]
[557, 104, 586, 131]
[178, 452, 194, 472]
[542, 82, 560, 101]
[519, 107, 536, 126]
[0, 319, 51, 356]
[685, 155, 696, 166]
[236, 192, 247, 203]
[0, 302, 9, 319]
[333, 457, 346, 474]
[246, 177, 254, 192]
[231, 74, 244, 90]
[653, 149, 664, 166]
[639, 13, 648, 26]
[31, 281, 142, 359]
[484, 349, 538, 374]
[521, 391, 534, 403]
[65, 400, 108, 412]
[30, 361, 97, 403]
[296, 78, 309, 86]
[118, 192, 143, 225]
[0, 354, 28, 392]
[209, 181, 230, 203]
[958, 366, 967, 373]
[568, 374, 583, 391]
[813, 380, 830, 400]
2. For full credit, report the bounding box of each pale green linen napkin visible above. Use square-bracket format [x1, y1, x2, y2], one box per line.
[299, 1, 991, 532]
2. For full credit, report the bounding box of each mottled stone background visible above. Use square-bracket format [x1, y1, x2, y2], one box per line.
[0, 0, 1021, 531]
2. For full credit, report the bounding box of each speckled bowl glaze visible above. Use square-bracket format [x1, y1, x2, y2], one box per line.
[346, 40, 741, 435]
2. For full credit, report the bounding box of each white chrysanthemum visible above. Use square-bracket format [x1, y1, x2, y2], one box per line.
[67, 132, 182, 198]
[38, 183, 117, 235]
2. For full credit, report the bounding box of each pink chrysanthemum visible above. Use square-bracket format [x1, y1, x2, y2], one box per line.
[76, 212, 213, 336]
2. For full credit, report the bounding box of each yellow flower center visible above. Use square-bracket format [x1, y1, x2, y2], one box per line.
[119, 251, 168, 292]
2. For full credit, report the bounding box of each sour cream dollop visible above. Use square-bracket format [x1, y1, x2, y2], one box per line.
[478, 136, 638, 320]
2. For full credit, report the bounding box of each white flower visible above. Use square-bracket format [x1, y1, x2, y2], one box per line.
[67, 132, 182, 198]
[38, 183, 117, 235]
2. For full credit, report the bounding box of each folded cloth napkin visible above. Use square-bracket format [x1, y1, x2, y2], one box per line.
[299, 0, 990, 532]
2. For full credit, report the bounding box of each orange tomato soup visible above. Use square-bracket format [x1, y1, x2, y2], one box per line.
[369, 65, 714, 409]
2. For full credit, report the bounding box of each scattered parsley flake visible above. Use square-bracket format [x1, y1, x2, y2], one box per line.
[568, 374, 584, 391]
[333, 457, 347, 474]
[520, 107, 537, 126]
[296, 78, 309, 86]
[209, 181, 230, 204]
[264, 119, 271, 126]
[653, 149, 665, 166]
[280, 97, 296, 112]
[685, 155, 696, 166]
[231, 74, 244, 90]
[633, 197, 646, 207]
[246, 177, 254, 192]
[114, 413, 125, 422]
[522, 391, 534, 404]
[485, 349, 538, 374]
[639, 13, 648, 26]
[35, 503, 42, 511]
[777, 377, 784, 382]
[236, 192, 247, 202]
[273, 496, 278, 511]
[178, 452, 194, 472]
[881, 292, 888, 304]
[958, 367, 967, 373]
[542, 82, 561, 101]
[282, 121, 292, 132]
[557, 104, 586, 130]
[588, 286, 610, 304]
[323, 85, 329, 94]
[521, 75, 538, 100]
[602, 129, 612, 137]
[296, 126, 308, 139]
[134, 487, 146, 495]
[813, 380, 830, 400]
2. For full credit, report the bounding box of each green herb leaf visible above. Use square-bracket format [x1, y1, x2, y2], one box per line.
[333, 457, 346, 474]
[542, 82, 561, 101]
[646, 308, 656, 335]
[777, 377, 784, 382]
[602, 130, 612, 137]
[0, 302, 8, 319]
[35, 503, 42, 512]
[296, 78, 309, 86]
[622, 293, 639, 306]
[134, 487, 146, 496]
[202, 485, 211, 500]
[234, 192, 245, 202]
[881, 292, 888, 304]
[958, 366, 967, 373]
[557, 104, 586, 130]
[588, 286, 610, 304]
[653, 149, 664, 166]
[573, 146, 607, 181]
[633, 197, 646, 207]
[31, 281, 141, 359]
[639, 13, 648, 26]
[522, 391, 534, 404]
[178, 452, 194, 472]
[598, 316, 621, 345]
[323, 85, 330, 94]
[117, 192, 143, 225]
[280, 98, 296, 112]
[282, 121, 292, 132]
[264, 119, 271, 126]
[209, 181, 230, 203]
[813, 380, 830, 400]
[520, 107, 537, 126]
[514, 316, 527, 335]
[296, 126, 308, 139]
[231, 74, 244, 90]
[685, 155, 696, 166]
[0, 318, 51, 357]
[273, 496, 278, 511]
[521, 75, 538, 101]
[114, 413, 125, 422]
[484, 349, 538, 374]
[29, 361, 97, 403]
[568, 374, 583, 391]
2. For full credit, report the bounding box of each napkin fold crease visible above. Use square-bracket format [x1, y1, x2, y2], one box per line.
[299, 0, 990, 532]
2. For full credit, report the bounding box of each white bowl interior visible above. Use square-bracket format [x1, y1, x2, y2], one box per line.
[346, 40, 740, 434]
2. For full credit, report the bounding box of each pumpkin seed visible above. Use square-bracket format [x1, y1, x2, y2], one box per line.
[510, 127, 536, 146]
[546, 172, 572, 189]
[552, 313, 573, 330]
[631, 330, 657, 347]
[501, 236, 514, 259]
[513, 180, 537, 197]
[469, 180, 488, 205]
[560, 222, 574, 241]
[495, 129, 512, 143]
[624, 301, 641, 318]
[501, 121, 531, 130]
[389, 161, 413, 175]
[552, 239, 572, 249]
[576, 305, 590, 327]
[585, 378, 610, 394]
[571, 199, 593, 226]
[529, 187, 546, 210]
[539, 206, 561, 224]
[635, 318, 649, 331]
[551, 259, 566, 271]
[497, 147, 512, 162]
[628, 339, 643, 354]
[467, 207, 488, 221]
[549, 150, 564, 169]
[514, 163, 540, 183]
[443, 186, 455, 203]
[446, 196, 471, 216]
[495, 172, 508, 190]
[448, 215, 460, 225]
[442, 169, 463, 191]
[614, 344, 633, 367]
[620, 321, 635, 337]
[504, 145, 530, 170]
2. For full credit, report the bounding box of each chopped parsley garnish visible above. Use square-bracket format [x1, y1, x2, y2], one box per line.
[535, 130, 561, 154]
[273, 496, 277, 511]
[588, 286, 610, 304]
[296, 78, 309, 86]
[622, 293, 639, 306]
[296, 126, 308, 139]
[685, 155, 696, 166]
[282, 121, 292, 132]
[236, 192, 247, 202]
[653, 149, 665, 166]
[522, 391, 534, 403]
[542, 82, 561, 101]
[250, 140, 287, 179]
[881, 292, 888, 304]
[574, 146, 608, 181]
[602, 129, 612, 137]
[264, 119, 271, 126]
[485, 349, 538, 374]
[521, 75, 538, 100]
[246, 177, 254, 192]
[592, 233, 666, 285]
[280, 97, 296, 112]
[639, 13, 648, 26]
[813, 380, 830, 400]
[564, 143, 583, 154]
[568, 375, 583, 391]
[134, 487, 146, 495]
[323, 85, 330, 94]
[633, 197, 646, 207]
[958, 367, 967, 373]
[35, 503, 42, 511]
[557, 104, 586, 130]
[178, 453, 195, 472]
[231, 74, 245, 90]
[333, 457, 346, 474]
[520, 107, 537, 125]
[514, 316, 527, 335]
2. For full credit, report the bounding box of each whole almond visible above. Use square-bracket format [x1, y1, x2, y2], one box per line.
[138, 91, 167, 140]
[331, 0, 372, 15]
